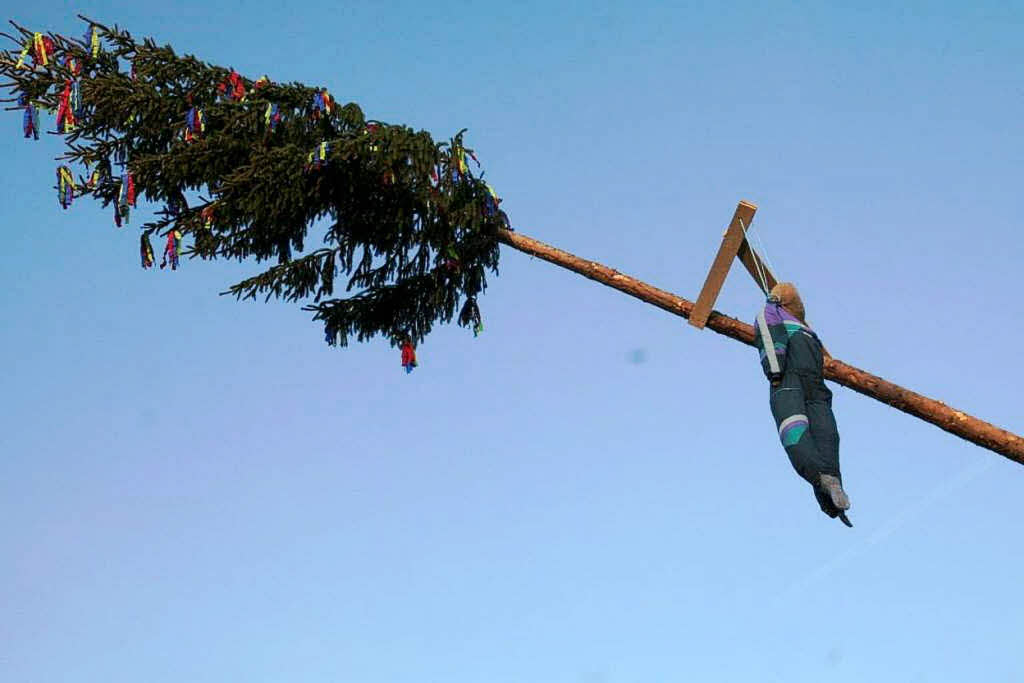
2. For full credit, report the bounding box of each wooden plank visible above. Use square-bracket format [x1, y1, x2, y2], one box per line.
[688, 201, 758, 329]
[736, 238, 778, 294]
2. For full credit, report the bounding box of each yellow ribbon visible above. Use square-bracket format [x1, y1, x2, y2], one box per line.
[15, 41, 30, 69]
[33, 33, 48, 66]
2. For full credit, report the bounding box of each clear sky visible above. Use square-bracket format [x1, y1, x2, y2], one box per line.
[2, 2, 1022, 681]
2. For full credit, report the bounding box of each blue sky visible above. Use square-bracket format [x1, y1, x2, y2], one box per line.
[2, 2, 1022, 681]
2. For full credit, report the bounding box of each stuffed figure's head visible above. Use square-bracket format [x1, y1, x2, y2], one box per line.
[770, 282, 806, 322]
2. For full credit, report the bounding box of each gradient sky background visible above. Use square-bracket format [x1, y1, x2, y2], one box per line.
[2, 2, 1022, 682]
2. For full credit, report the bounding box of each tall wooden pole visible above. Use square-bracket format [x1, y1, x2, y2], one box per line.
[496, 228, 1024, 466]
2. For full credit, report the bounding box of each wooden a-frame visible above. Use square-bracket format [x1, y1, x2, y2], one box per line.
[689, 200, 778, 329]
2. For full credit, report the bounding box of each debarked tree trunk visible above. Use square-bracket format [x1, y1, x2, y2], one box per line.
[497, 229, 1024, 466]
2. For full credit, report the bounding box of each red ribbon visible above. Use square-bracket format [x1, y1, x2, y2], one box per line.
[55, 80, 75, 132]
[218, 70, 246, 101]
[401, 340, 418, 373]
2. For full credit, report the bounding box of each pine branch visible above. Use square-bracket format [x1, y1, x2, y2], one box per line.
[2, 16, 505, 347]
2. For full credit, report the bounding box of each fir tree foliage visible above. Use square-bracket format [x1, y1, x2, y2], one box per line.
[1, 17, 509, 350]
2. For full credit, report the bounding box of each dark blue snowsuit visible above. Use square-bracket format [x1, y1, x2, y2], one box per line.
[754, 299, 844, 517]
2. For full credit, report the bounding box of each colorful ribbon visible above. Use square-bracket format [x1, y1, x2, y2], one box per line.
[218, 70, 246, 101]
[87, 26, 101, 59]
[160, 230, 182, 270]
[65, 54, 83, 77]
[264, 103, 281, 132]
[401, 339, 418, 373]
[57, 166, 75, 209]
[20, 94, 39, 140]
[33, 33, 52, 67]
[140, 234, 155, 268]
[201, 205, 215, 230]
[184, 106, 205, 142]
[15, 40, 30, 69]
[55, 80, 76, 133]
[455, 148, 468, 176]
[306, 142, 330, 171]
[14, 33, 53, 68]
[311, 89, 333, 120]
[122, 173, 136, 206]
[116, 172, 135, 225]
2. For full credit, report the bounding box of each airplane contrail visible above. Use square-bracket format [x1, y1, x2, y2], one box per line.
[771, 457, 995, 607]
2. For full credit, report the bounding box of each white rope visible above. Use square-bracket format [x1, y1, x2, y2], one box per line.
[739, 217, 770, 294]
[749, 217, 777, 280]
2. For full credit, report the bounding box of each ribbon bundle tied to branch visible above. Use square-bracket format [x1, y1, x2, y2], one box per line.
[56, 165, 75, 209]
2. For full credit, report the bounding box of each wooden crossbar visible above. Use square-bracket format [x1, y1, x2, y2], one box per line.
[689, 201, 777, 329]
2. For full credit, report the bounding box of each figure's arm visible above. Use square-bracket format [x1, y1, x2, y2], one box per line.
[754, 304, 788, 384]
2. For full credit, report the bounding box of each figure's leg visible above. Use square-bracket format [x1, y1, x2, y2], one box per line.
[808, 397, 851, 519]
[769, 383, 832, 485]
[806, 399, 840, 478]
[770, 383, 850, 520]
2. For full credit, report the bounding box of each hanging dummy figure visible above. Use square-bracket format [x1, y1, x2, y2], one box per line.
[754, 283, 852, 527]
